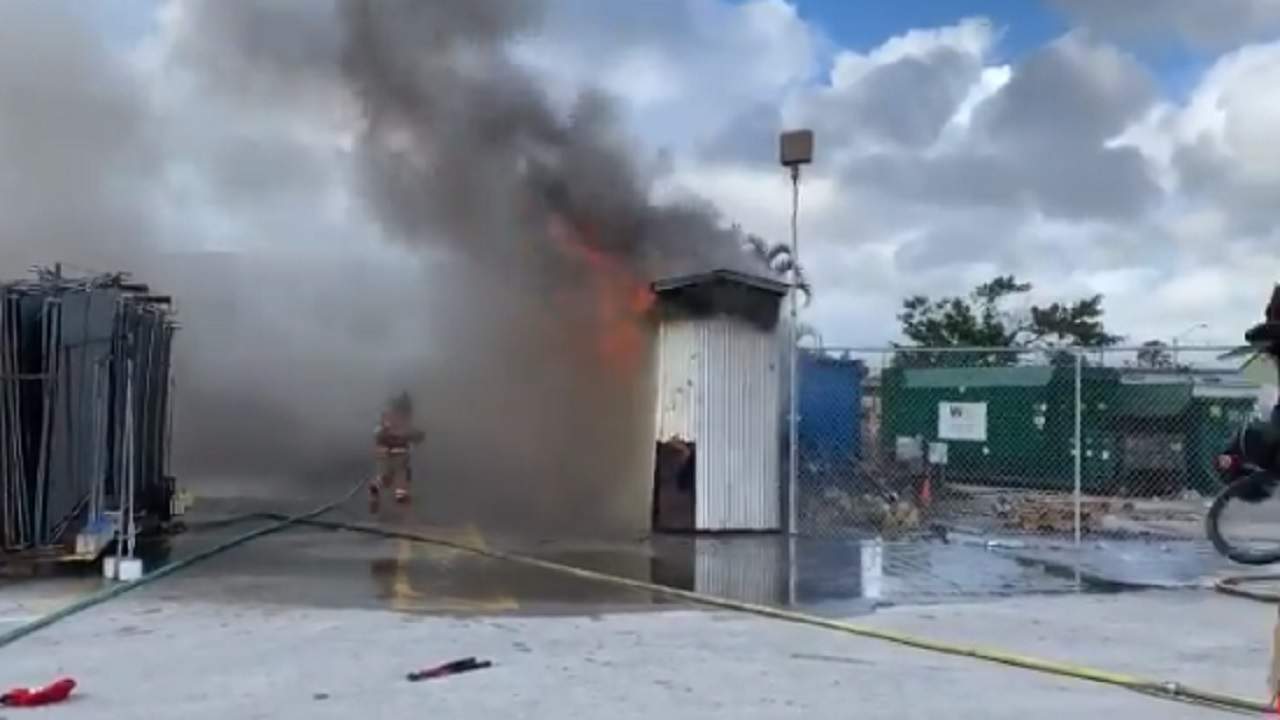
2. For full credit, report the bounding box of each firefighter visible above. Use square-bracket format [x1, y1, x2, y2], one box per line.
[1248, 284, 1280, 424]
[370, 391, 424, 514]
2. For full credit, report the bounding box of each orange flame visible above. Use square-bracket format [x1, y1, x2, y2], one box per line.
[547, 215, 655, 375]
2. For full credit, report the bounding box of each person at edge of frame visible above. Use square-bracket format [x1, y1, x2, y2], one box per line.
[1252, 285, 1280, 424]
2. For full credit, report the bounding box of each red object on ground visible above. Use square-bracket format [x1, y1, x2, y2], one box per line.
[919, 476, 933, 507]
[1, 677, 77, 707]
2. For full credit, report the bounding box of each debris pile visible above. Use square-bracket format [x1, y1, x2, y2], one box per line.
[807, 487, 922, 536]
[994, 495, 1108, 534]
[0, 268, 177, 553]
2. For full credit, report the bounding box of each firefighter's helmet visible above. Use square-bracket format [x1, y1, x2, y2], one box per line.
[390, 391, 413, 416]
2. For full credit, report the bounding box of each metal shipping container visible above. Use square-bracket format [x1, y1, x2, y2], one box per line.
[880, 365, 1071, 487]
[880, 364, 1259, 495]
[1110, 373, 1258, 495]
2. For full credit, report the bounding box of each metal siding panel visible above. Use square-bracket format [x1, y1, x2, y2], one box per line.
[695, 321, 713, 527]
[655, 319, 701, 444]
[693, 536, 787, 604]
[696, 320, 719, 530]
[696, 317, 781, 531]
[759, 326, 782, 529]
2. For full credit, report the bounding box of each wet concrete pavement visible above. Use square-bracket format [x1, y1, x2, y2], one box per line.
[2, 580, 1274, 719]
[5, 493, 1246, 621]
[5, 494, 1279, 718]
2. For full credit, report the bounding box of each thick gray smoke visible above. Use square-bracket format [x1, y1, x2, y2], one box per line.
[0, 3, 157, 269]
[1, 0, 769, 538]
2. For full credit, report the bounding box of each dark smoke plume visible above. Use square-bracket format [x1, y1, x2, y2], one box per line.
[339, 0, 751, 278]
[330, 0, 763, 535]
[3, 0, 774, 538]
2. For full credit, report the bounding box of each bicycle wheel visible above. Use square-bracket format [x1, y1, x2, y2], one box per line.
[1207, 472, 1280, 565]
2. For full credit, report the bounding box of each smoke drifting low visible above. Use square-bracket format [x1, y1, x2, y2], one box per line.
[0, 0, 771, 538]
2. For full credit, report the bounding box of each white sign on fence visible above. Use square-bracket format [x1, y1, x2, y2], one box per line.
[928, 441, 949, 465]
[938, 401, 987, 442]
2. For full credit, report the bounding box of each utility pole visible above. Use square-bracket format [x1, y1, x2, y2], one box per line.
[780, 129, 813, 536]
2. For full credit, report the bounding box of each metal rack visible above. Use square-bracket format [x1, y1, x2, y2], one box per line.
[0, 267, 177, 558]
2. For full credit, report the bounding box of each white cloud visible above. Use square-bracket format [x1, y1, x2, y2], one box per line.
[513, 0, 821, 153]
[1051, 0, 1280, 49]
[943, 64, 1012, 137]
[827, 17, 997, 88]
[636, 14, 1277, 347]
[1185, 44, 1280, 186]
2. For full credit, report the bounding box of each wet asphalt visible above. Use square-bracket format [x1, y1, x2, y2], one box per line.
[2, 482, 1246, 619]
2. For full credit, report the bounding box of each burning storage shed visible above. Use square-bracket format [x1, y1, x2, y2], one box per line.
[0, 268, 178, 559]
[650, 269, 788, 533]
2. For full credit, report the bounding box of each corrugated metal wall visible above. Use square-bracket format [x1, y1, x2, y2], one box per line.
[693, 535, 789, 604]
[655, 316, 781, 531]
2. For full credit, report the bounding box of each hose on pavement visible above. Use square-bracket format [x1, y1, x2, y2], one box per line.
[2, 491, 1273, 715]
[0, 480, 365, 651]
[1215, 573, 1280, 603]
[262, 513, 1274, 716]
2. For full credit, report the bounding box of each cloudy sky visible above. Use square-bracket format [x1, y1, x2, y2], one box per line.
[520, 0, 1280, 350]
[27, 0, 1280, 350]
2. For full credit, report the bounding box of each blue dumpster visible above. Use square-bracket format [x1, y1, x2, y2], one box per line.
[798, 351, 866, 490]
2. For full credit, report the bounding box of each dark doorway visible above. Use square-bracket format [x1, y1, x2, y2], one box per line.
[653, 439, 696, 532]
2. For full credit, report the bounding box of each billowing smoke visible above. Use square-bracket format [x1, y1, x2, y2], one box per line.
[0, 0, 772, 538]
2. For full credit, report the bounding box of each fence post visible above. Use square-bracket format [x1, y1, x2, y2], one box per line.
[1073, 349, 1083, 549]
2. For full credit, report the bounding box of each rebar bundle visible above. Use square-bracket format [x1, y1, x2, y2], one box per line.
[0, 267, 177, 552]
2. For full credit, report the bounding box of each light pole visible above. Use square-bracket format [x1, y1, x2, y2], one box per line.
[1171, 322, 1208, 368]
[780, 129, 813, 536]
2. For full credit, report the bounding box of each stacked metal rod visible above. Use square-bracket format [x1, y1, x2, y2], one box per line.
[0, 268, 177, 552]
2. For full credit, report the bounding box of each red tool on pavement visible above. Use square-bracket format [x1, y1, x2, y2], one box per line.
[1, 677, 77, 707]
[406, 657, 492, 682]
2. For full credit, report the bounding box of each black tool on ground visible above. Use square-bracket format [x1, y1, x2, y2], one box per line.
[406, 657, 493, 682]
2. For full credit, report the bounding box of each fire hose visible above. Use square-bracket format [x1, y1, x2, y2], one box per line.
[0, 480, 365, 650]
[0, 479, 1274, 716]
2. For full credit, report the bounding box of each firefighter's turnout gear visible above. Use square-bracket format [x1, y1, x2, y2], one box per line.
[370, 391, 424, 513]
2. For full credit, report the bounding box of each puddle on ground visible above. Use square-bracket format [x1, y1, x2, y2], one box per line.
[5, 509, 1241, 617]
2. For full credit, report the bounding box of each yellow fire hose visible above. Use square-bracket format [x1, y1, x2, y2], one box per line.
[266, 513, 1273, 715]
[1, 483, 1273, 715]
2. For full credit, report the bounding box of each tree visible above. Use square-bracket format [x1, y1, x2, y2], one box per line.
[1135, 340, 1174, 369]
[743, 233, 810, 305]
[896, 275, 1122, 366]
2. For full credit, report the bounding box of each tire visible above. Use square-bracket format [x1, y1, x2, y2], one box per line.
[1206, 475, 1280, 565]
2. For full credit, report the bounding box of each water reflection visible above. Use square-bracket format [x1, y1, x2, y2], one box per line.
[145, 515, 1180, 617]
[360, 531, 1118, 616]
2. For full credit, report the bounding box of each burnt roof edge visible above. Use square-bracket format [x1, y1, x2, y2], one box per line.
[650, 268, 790, 297]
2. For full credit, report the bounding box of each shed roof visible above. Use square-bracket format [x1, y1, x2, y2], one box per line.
[651, 269, 789, 297]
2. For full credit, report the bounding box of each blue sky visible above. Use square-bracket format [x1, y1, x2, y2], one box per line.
[795, 0, 1065, 57]
[792, 0, 1208, 98]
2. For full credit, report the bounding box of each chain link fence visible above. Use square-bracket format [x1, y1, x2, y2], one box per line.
[794, 345, 1275, 543]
